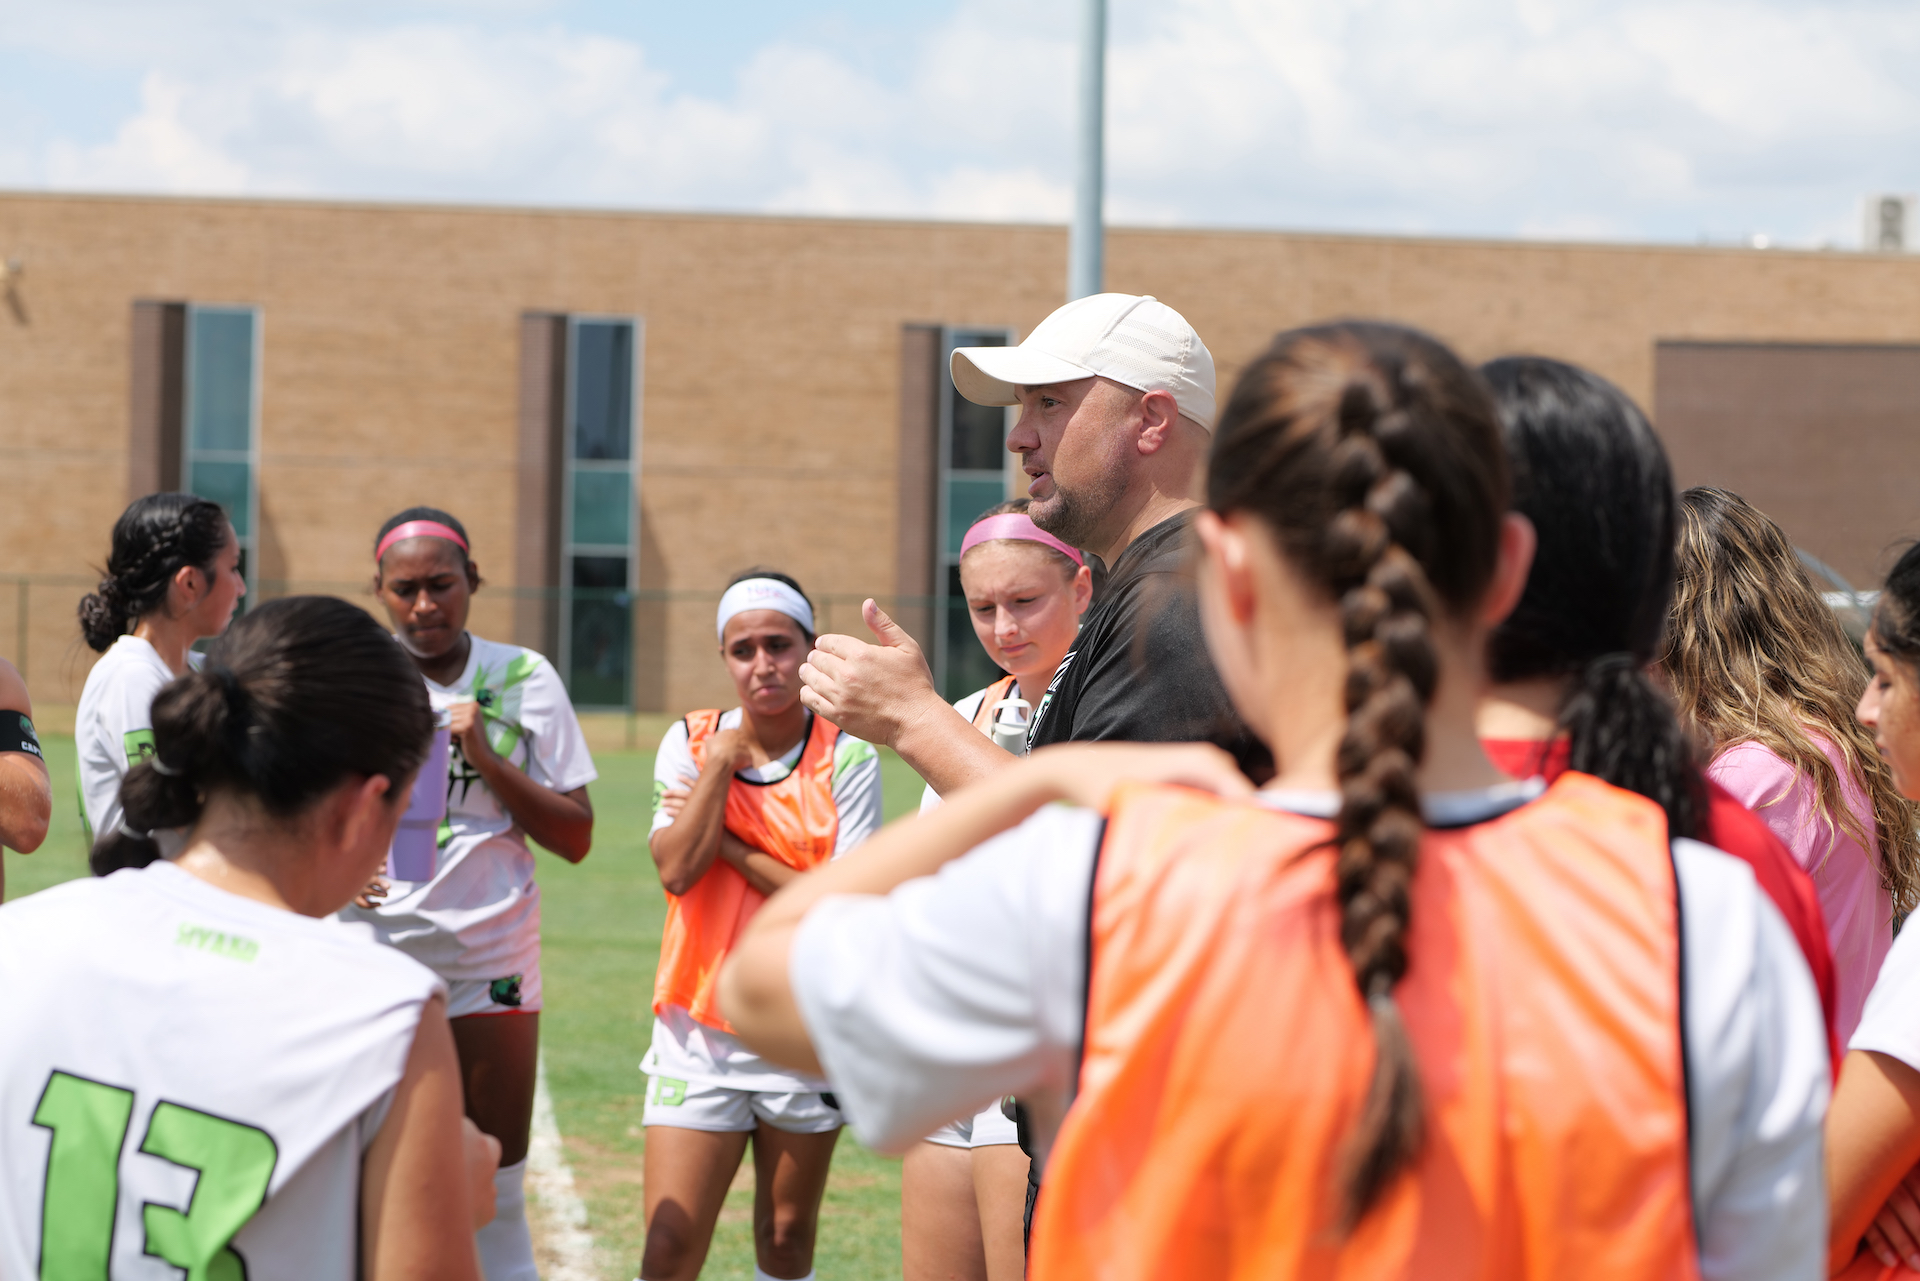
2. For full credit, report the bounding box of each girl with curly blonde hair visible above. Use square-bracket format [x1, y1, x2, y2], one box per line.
[1665, 486, 1920, 1043]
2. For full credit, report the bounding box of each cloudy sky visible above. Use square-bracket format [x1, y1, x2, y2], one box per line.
[1, 0, 1914, 247]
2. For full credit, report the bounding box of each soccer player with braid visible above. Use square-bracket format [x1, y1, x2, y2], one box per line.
[74, 493, 246, 870]
[719, 321, 1827, 1279]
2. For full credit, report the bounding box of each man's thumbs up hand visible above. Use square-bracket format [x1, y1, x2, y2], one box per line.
[799, 599, 941, 749]
[862, 599, 921, 654]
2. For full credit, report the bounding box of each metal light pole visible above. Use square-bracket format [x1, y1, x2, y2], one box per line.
[1068, 0, 1106, 301]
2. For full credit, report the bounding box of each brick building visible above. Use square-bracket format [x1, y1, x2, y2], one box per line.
[4, 190, 1920, 717]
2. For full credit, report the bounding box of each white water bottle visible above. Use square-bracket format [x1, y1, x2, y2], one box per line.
[989, 697, 1032, 756]
[387, 710, 451, 882]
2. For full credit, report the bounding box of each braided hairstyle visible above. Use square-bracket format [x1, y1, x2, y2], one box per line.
[89, 596, 433, 876]
[1208, 321, 1508, 1228]
[78, 494, 231, 651]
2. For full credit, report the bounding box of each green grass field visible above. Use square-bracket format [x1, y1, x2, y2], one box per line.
[4, 735, 929, 1280]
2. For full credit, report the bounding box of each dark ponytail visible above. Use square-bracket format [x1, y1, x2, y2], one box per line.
[1482, 357, 1701, 841]
[89, 595, 433, 874]
[1209, 321, 1508, 1228]
[79, 494, 231, 652]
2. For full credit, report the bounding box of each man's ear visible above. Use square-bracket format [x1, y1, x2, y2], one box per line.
[1134, 389, 1181, 455]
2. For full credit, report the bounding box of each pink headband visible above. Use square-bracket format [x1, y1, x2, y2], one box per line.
[959, 513, 1084, 566]
[376, 520, 470, 563]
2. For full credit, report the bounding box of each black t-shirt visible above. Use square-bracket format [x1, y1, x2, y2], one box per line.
[1026, 510, 1273, 780]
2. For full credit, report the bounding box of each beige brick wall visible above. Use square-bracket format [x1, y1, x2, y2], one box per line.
[5, 192, 1920, 715]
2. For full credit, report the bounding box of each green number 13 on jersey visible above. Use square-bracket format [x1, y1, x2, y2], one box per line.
[32, 1071, 278, 1280]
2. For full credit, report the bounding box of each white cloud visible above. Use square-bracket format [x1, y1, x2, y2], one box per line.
[9, 0, 1920, 245]
[45, 74, 251, 194]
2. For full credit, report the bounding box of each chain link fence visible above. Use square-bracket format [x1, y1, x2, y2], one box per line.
[0, 574, 983, 718]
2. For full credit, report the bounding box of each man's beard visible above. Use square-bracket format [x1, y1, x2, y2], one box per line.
[1027, 465, 1126, 552]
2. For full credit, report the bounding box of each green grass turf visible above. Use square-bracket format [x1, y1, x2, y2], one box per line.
[2, 733, 88, 903]
[7, 735, 927, 1280]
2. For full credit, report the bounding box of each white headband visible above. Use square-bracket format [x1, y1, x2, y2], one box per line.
[716, 578, 815, 640]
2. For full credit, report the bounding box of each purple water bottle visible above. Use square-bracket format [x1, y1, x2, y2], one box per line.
[387, 710, 452, 882]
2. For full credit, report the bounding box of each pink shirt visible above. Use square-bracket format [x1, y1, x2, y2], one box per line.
[1709, 736, 1890, 1044]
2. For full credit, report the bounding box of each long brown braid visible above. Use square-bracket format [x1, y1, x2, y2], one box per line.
[1207, 322, 1509, 1228]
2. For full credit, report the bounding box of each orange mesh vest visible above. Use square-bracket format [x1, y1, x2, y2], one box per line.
[651, 709, 841, 1032]
[1031, 771, 1699, 1281]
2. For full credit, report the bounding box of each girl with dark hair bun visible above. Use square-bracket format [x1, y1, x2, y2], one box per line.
[0, 596, 497, 1278]
[1475, 355, 1839, 1062]
[74, 492, 245, 863]
[719, 321, 1825, 1279]
[344, 505, 595, 1281]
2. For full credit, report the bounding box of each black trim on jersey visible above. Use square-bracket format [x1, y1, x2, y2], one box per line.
[0, 708, 41, 758]
[1019, 815, 1107, 1253]
[1256, 784, 1545, 833]
[1420, 794, 1539, 830]
[971, 675, 1019, 733]
[729, 710, 815, 788]
[1022, 1130, 1041, 1254]
[1077, 816, 1108, 1093]
[1024, 649, 1075, 750]
[679, 710, 818, 788]
[1669, 837, 1696, 1168]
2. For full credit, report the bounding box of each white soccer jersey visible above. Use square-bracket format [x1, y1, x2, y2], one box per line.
[343, 634, 597, 980]
[74, 636, 194, 840]
[0, 862, 444, 1281]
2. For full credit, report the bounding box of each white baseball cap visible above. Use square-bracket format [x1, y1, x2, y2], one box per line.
[950, 293, 1217, 431]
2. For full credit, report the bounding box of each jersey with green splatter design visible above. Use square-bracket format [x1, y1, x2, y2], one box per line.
[444, 651, 546, 822]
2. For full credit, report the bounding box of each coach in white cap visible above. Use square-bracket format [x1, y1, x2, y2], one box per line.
[799, 294, 1270, 799]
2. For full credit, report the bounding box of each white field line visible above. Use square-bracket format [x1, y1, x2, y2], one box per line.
[528, 1052, 599, 1281]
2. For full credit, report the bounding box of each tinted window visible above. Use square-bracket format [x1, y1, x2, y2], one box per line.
[569, 555, 631, 708]
[573, 322, 633, 461]
[571, 471, 631, 546]
[188, 309, 254, 453]
[946, 478, 1006, 556]
[950, 333, 1006, 471]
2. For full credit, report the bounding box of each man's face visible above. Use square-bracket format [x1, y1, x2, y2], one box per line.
[1008, 376, 1139, 549]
